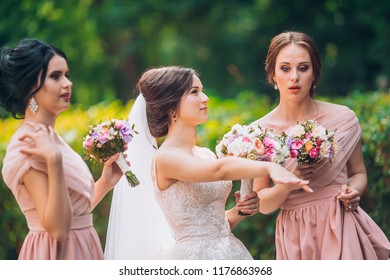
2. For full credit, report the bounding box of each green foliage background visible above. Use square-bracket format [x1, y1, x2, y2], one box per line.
[1, 91, 389, 259]
[1, 0, 389, 114]
[0, 0, 389, 259]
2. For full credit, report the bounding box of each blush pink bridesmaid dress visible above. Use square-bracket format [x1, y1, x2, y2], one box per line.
[2, 123, 104, 260]
[274, 108, 390, 259]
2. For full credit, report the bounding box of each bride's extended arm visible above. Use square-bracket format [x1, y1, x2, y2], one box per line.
[155, 148, 309, 191]
[254, 174, 311, 214]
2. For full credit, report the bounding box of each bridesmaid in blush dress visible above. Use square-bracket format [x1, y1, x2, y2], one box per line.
[0, 39, 124, 259]
[252, 31, 390, 259]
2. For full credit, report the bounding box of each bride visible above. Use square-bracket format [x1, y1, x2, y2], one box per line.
[105, 66, 311, 260]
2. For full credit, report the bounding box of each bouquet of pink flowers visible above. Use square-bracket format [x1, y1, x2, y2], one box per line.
[215, 123, 289, 165]
[283, 119, 338, 165]
[83, 119, 139, 187]
[216, 124, 289, 215]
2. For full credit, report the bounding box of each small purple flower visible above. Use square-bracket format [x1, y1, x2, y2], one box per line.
[286, 137, 294, 149]
[119, 125, 133, 143]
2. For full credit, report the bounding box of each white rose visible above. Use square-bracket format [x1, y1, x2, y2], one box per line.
[286, 124, 305, 137]
[319, 141, 331, 158]
[312, 125, 327, 139]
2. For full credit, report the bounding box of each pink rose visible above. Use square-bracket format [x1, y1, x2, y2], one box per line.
[265, 147, 274, 157]
[242, 136, 252, 143]
[114, 120, 125, 129]
[291, 140, 304, 150]
[83, 137, 94, 149]
[263, 137, 274, 148]
[290, 149, 299, 158]
[309, 148, 319, 158]
[305, 133, 311, 139]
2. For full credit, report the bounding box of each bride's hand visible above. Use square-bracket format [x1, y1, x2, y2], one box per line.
[268, 163, 312, 192]
[234, 191, 259, 216]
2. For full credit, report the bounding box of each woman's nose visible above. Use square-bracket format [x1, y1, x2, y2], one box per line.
[201, 91, 209, 103]
[64, 77, 73, 88]
[290, 70, 299, 82]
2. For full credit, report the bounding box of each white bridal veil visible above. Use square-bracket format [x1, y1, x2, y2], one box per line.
[104, 94, 174, 259]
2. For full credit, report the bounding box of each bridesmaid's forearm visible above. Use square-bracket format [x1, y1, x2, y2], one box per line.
[92, 178, 114, 209]
[45, 155, 72, 240]
[258, 184, 291, 214]
[348, 173, 367, 196]
[226, 208, 245, 229]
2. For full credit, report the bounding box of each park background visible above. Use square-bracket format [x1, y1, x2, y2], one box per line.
[0, 0, 389, 259]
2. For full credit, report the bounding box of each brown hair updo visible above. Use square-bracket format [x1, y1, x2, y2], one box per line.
[136, 66, 196, 138]
[265, 31, 322, 97]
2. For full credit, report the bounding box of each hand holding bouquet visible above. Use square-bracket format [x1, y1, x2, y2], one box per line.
[283, 119, 338, 165]
[83, 119, 139, 187]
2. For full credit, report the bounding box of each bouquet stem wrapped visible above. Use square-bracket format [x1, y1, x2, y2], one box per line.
[115, 152, 139, 187]
[238, 178, 254, 216]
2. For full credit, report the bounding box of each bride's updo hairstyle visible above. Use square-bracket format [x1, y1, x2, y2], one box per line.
[265, 31, 322, 98]
[0, 39, 67, 118]
[136, 66, 196, 138]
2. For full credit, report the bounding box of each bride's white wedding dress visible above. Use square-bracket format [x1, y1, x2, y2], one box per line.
[105, 95, 252, 260]
[152, 146, 253, 260]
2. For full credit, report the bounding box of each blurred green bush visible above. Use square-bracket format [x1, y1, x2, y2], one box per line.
[0, 91, 389, 259]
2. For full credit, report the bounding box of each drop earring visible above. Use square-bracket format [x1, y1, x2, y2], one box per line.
[28, 96, 39, 113]
[274, 83, 278, 90]
[173, 114, 177, 123]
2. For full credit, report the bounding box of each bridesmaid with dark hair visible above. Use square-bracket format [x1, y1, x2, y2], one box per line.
[0, 39, 124, 259]
[252, 31, 390, 259]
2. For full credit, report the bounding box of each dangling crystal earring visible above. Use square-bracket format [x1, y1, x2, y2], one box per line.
[28, 96, 39, 113]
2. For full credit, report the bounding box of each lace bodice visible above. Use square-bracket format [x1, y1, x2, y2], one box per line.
[152, 146, 252, 260]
